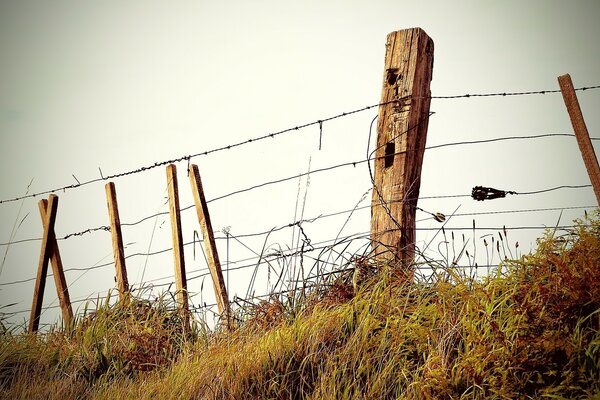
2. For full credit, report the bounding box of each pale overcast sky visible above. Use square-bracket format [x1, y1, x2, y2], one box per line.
[1, 0, 599, 329]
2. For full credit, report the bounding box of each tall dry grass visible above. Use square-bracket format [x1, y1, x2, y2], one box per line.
[1, 213, 599, 399]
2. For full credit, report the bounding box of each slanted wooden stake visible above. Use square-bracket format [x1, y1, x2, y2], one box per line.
[38, 198, 73, 328]
[189, 164, 231, 329]
[29, 194, 59, 333]
[105, 182, 129, 298]
[371, 28, 434, 270]
[166, 164, 189, 328]
[558, 74, 600, 205]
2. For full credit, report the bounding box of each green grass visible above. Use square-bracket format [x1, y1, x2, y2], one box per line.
[1, 213, 599, 399]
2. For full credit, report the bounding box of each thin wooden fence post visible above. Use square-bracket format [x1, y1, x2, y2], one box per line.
[38, 199, 73, 327]
[370, 28, 434, 271]
[29, 194, 59, 333]
[166, 164, 189, 329]
[558, 73, 600, 205]
[105, 182, 129, 298]
[189, 164, 231, 330]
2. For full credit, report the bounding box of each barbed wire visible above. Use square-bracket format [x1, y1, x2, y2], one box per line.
[0, 129, 596, 248]
[1, 84, 598, 206]
[69, 131, 600, 229]
[2, 80, 599, 323]
[0, 211, 589, 321]
[428, 85, 600, 99]
[0, 173, 593, 249]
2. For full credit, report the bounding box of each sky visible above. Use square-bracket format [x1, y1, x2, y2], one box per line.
[1, 0, 599, 330]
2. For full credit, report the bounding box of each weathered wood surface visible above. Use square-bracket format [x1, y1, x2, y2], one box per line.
[558, 74, 600, 205]
[189, 164, 231, 329]
[166, 164, 190, 327]
[38, 198, 73, 327]
[371, 28, 434, 268]
[29, 194, 59, 333]
[105, 182, 129, 298]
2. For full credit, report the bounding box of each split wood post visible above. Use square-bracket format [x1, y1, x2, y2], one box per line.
[105, 182, 129, 298]
[29, 194, 59, 333]
[37, 198, 73, 328]
[371, 28, 434, 271]
[188, 164, 231, 330]
[558, 74, 600, 205]
[166, 164, 190, 329]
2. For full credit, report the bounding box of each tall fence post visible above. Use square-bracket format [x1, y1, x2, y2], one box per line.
[29, 194, 59, 333]
[37, 197, 73, 328]
[558, 74, 600, 206]
[189, 164, 232, 330]
[370, 28, 434, 270]
[166, 164, 190, 329]
[105, 182, 129, 298]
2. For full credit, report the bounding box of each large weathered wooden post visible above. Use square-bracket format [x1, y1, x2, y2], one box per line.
[371, 28, 434, 270]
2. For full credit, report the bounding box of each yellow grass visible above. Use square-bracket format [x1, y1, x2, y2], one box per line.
[1, 213, 599, 399]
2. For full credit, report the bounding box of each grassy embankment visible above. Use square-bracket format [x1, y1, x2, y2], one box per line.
[1, 213, 599, 399]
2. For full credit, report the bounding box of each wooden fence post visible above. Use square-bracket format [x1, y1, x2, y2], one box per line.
[371, 28, 434, 270]
[38, 198, 73, 328]
[558, 74, 600, 205]
[189, 164, 231, 329]
[166, 164, 190, 328]
[29, 194, 59, 333]
[105, 182, 129, 298]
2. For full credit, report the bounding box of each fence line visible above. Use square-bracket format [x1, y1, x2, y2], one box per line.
[1, 213, 590, 318]
[1, 83, 599, 330]
[0, 181, 594, 250]
[0, 212, 590, 290]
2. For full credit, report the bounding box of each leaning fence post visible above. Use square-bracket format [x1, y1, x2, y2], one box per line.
[558, 74, 600, 206]
[29, 194, 59, 333]
[189, 164, 231, 330]
[370, 28, 434, 272]
[37, 198, 73, 328]
[105, 182, 129, 298]
[166, 164, 190, 329]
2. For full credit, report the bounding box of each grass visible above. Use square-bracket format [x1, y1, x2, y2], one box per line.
[1, 213, 599, 399]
